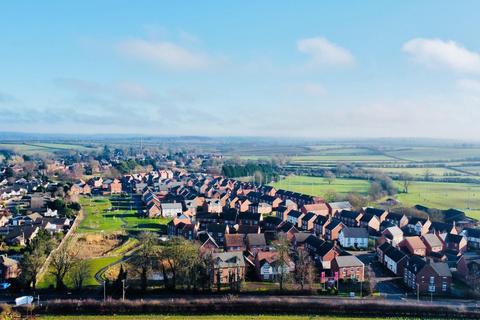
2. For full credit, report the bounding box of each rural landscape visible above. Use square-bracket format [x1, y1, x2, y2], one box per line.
[3, 1, 480, 319]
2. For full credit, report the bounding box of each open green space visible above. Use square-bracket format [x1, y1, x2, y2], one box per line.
[370, 167, 464, 177]
[77, 197, 169, 234]
[384, 146, 480, 162]
[38, 256, 120, 289]
[271, 175, 371, 197]
[0, 142, 97, 155]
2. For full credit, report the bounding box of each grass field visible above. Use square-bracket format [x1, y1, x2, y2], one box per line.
[271, 176, 371, 197]
[384, 147, 480, 161]
[39, 316, 426, 320]
[38, 256, 120, 289]
[370, 167, 465, 178]
[0, 142, 98, 155]
[271, 175, 480, 220]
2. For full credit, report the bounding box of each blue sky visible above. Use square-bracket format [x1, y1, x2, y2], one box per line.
[1, 1, 480, 138]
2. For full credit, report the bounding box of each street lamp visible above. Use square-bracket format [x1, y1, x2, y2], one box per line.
[103, 280, 106, 301]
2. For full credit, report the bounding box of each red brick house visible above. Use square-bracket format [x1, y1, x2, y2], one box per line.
[331, 255, 365, 281]
[399, 236, 427, 257]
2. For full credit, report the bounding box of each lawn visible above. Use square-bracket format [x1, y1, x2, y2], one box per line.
[38, 256, 120, 288]
[271, 176, 371, 197]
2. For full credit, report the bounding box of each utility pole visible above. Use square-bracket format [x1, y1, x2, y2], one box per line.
[122, 279, 126, 301]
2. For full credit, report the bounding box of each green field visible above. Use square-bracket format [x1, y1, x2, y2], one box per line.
[384, 147, 480, 161]
[271, 176, 371, 197]
[271, 175, 480, 220]
[0, 142, 98, 155]
[370, 167, 464, 177]
[78, 197, 169, 234]
[38, 256, 120, 289]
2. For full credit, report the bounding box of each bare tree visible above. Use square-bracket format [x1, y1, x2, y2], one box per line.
[130, 231, 158, 291]
[294, 248, 315, 291]
[324, 171, 336, 185]
[69, 259, 91, 290]
[273, 236, 291, 291]
[50, 240, 78, 290]
[399, 172, 413, 193]
[20, 247, 46, 290]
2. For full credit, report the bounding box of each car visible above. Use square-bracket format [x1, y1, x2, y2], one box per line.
[0, 283, 11, 290]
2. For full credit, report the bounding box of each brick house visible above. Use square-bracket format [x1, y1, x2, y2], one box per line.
[331, 256, 365, 281]
[323, 219, 344, 241]
[421, 233, 444, 255]
[211, 252, 246, 285]
[399, 236, 427, 257]
[403, 256, 452, 294]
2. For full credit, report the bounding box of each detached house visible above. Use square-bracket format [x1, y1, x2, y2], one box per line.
[338, 227, 369, 249]
[383, 246, 408, 276]
[421, 233, 444, 255]
[443, 233, 467, 254]
[404, 256, 452, 294]
[399, 236, 427, 257]
[211, 252, 246, 285]
[331, 256, 365, 281]
[254, 251, 294, 281]
[224, 234, 246, 252]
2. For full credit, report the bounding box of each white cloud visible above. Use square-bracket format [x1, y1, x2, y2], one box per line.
[457, 78, 480, 92]
[402, 38, 480, 73]
[297, 37, 354, 67]
[117, 39, 220, 70]
[298, 82, 327, 97]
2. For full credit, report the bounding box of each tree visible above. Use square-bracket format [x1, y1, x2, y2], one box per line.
[424, 169, 432, 181]
[20, 247, 46, 290]
[399, 172, 413, 193]
[130, 231, 158, 291]
[69, 259, 90, 290]
[294, 248, 315, 291]
[368, 181, 383, 200]
[273, 236, 291, 291]
[50, 240, 78, 290]
[324, 171, 336, 185]
[324, 190, 337, 203]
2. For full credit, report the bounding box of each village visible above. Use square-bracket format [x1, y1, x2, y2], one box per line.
[1, 153, 480, 302]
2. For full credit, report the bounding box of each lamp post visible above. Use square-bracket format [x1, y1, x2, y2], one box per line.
[103, 280, 106, 301]
[416, 283, 420, 301]
[122, 279, 126, 301]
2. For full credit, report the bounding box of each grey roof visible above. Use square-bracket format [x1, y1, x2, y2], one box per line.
[431, 262, 452, 277]
[247, 233, 266, 246]
[422, 233, 443, 248]
[341, 227, 369, 238]
[329, 201, 352, 210]
[161, 202, 183, 210]
[334, 255, 364, 268]
[212, 251, 245, 268]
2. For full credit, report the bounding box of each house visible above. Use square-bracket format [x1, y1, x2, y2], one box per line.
[161, 202, 183, 218]
[461, 228, 480, 250]
[300, 212, 317, 231]
[224, 234, 246, 252]
[146, 202, 162, 218]
[323, 219, 344, 241]
[261, 216, 283, 231]
[384, 212, 409, 228]
[405, 217, 431, 236]
[399, 236, 427, 257]
[338, 227, 369, 249]
[275, 206, 291, 221]
[381, 226, 404, 247]
[362, 207, 388, 222]
[313, 215, 329, 236]
[237, 212, 261, 226]
[198, 232, 220, 255]
[403, 256, 452, 294]
[315, 241, 340, 270]
[0, 255, 19, 280]
[206, 223, 229, 246]
[254, 251, 294, 281]
[286, 210, 304, 228]
[358, 213, 380, 232]
[421, 233, 444, 255]
[331, 255, 365, 281]
[219, 210, 238, 227]
[443, 233, 467, 254]
[328, 201, 353, 216]
[383, 246, 408, 276]
[211, 252, 246, 285]
[277, 221, 298, 241]
[301, 203, 329, 216]
[246, 233, 267, 253]
[336, 210, 363, 227]
[109, 178, 122, 194]
[292, 232, 313, 249]
[204, 199, 223, 214]
[377, 242, 392, 264]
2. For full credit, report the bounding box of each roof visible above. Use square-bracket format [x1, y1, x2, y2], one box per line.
[334, 255, 364, 268]
[305, 235, 325, 249]
[161, 202, 182, 210]
[431, 262, 452, 277]
[206, 223, 227, 234]
[364, 207, 386, 217]
[378, 242, 392, 252]
[338, 210, 362, 220]
[329, 201, 352, 211]
[384, 226, 403, 238]
[403, 236, 427, 250]
[384, 246, 407, 263]
[212, 252, 245, 268]
[224, 234, 245, 247]
[445, 233, 464, 244]
[464, 228, 480, 239]
[341, 227, 369, 238]
[325, 218, 343, 230]
[0, 255, 18, 267]
[294, 232, 313, 243]
[287, 210, 303, 219]
[422, 233, 443, 248]
[247, 233, 266, 246]
[302, 212, 316, 222]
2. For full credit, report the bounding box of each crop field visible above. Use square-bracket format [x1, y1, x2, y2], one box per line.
[271, 176, 371, 197]
[0, 142, 98, 155]
[369, 167, 464, 178]
[383, 146, 480, 162]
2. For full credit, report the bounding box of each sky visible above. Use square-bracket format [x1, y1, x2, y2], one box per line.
[1, 1, 480, 139]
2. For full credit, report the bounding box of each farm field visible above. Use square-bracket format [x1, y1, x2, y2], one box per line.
[271, 176, 371, 197]
[369, 167, 464, 177]
[382, 146, 480, 162]
[271, 176, 480, 220]
[0, 142, 97, 155]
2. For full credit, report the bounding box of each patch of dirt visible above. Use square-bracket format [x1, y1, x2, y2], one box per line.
[75, 233, 123, 259]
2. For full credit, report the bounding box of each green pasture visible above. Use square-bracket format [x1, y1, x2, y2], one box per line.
[271, 176, 371, 197]
[384, 146, 480, 161]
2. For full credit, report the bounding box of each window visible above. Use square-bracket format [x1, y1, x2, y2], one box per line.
[442, 282, 447, 291]
[429, 276, 435, 284]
